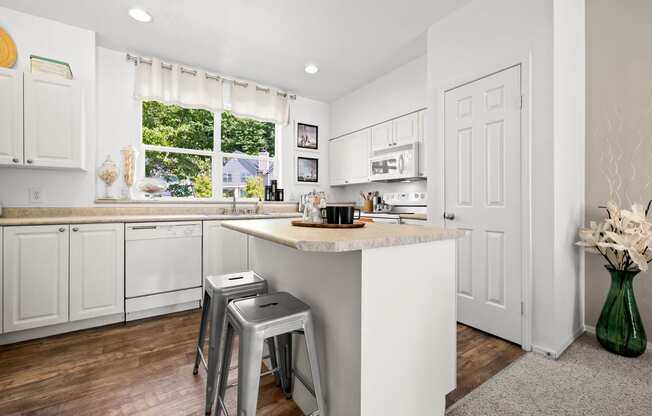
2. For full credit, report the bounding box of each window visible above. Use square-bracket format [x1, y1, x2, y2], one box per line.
[141, 101, 277, 200]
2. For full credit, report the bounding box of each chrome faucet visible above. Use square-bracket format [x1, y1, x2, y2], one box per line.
[231, 193, 237, 214]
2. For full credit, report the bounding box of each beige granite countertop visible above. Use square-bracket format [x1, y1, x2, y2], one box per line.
[0, 212, 301, 226]
[221, 218, 462, 252]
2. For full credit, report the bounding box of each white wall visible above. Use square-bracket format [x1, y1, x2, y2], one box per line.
[552, 0, 586, 349]
[329, 55, 428, 204]
[427, 0, 584, 355]
[331, 55, 427, 139]
[585, 0, 652, 330]
[0, 7, 96, 207]
[96, 47, 330, 204]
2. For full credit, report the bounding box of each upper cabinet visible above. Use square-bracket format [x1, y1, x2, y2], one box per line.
[0, 71, 85, 170]
[393, 112, 420, 147]
[0, 68, 23, 166]
[371, 121, 393, 152]
[329, 129, 371, 186]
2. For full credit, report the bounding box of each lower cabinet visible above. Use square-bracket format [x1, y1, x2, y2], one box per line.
[2, 223, 124, 333]
[70, 223, 124, 321]
[203, 221, 249, 279]
[3, 225, 70, 332]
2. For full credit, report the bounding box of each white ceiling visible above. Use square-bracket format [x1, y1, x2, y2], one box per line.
[0, 0, 469, 101]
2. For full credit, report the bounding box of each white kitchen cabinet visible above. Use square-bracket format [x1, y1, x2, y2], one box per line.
[371, 121, 393, 152]
[3, 225, 69, 332]
[70, 223, 124, 321]
[0, 68, 23, 166]
[393, 112, 420, 147]
[418, 110, 427, 178]
[329, 129, 371, 186]
[0, 228, 3, 334]
[203, 221, 249, 280]
[23, 73, 84, 169]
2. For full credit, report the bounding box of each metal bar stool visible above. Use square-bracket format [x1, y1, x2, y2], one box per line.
[193, 271, 285, 414]
[216, 292, 326, 416]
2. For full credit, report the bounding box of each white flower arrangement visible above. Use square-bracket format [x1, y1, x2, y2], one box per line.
[577, 201, 652, 271]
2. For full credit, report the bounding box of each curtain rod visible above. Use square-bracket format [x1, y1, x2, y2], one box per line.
[125, 53, 296, 100]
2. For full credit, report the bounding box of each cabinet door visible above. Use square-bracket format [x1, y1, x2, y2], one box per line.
[393, 112, 419, 146]
[70, 223, 124, 321]
[418, 110, 427, 177]
[0, 68, 23, 166]
[3, 225, 69, 332]
[0, 228, 3, 334]
[23, 73, 84, 169]
[203, 221, 249, 282]
[371, 121, 393, 152]
[346, 128, 371, 184]
[328, 136, 347, 186]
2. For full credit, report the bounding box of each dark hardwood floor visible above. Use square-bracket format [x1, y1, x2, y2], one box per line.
[0, 311, 523, 415]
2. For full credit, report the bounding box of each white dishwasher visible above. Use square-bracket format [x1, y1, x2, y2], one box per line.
[125, 221, 202, 321]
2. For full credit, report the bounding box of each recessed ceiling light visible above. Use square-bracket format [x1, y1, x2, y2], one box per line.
[129, 8, 152, 23]
[304, 63, 319, 74]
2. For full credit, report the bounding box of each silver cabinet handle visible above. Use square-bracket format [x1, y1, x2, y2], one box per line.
[443, 212, 456, 220]
[26, 159, 33, 164]
[58, 227, 66, 232]
[12, 157, 19, 163]
[72, 227, 79, 232]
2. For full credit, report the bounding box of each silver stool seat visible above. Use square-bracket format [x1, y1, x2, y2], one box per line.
[216, 292, 326, 416]
[193, 271, 282, 414]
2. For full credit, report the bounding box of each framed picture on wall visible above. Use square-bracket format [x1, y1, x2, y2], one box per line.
[297, 122, 318, 150]
[296, 155, 319, 183]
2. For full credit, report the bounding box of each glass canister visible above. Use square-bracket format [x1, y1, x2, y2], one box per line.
[121, 145, 138, 200]
[98, 155, 119, 199]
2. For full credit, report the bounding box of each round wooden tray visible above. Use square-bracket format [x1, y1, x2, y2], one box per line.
[291, 220, 366, 228]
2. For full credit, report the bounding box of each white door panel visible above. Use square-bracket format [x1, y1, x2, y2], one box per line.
[3, 225, 69, 332]
[445, 65, 522, 344]
[23, 73, 83, 169]
[70, 223, 124, 321]
[0, 68, 22, 166]
[393, 112, 419, 146]
[371, 121, 393, 152]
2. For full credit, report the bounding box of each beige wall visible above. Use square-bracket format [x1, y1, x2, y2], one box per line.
[586, 0, 652, 327]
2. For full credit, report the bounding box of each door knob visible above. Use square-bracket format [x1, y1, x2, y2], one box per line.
[58, 227, 66, 232]
[26, 159, 33, 164]
[12, 157, 19, 163]
[72, 227, 79, 232]
[443, 212, 456, 220]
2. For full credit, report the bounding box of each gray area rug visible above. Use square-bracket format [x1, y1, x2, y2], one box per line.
[447, 334, 652, 416]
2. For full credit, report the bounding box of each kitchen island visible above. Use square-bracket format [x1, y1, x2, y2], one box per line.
[221, 219, 461, 416]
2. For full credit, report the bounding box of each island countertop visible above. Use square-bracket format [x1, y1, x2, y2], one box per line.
[221, 218, 462, 252]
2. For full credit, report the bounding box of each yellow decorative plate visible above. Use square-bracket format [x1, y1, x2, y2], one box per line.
[0, 27, 17, 68]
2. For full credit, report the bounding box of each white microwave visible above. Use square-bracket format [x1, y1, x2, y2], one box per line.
[369, 143, 419, 181]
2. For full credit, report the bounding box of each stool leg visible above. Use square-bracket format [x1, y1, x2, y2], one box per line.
[193, 293, 211, 375]
[304, 315, 327, 415]
[238, 330, 265, 416]
[266, 337, 282, 387]
[205, 295, 228, 415]
[277, 332, 293, 398]
[216, 322, 235, 416]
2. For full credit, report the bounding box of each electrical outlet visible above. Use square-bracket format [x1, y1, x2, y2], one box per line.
[29, 187, 45, 203]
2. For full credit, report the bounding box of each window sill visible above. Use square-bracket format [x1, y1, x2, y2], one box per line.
[95, 198, 296, 205]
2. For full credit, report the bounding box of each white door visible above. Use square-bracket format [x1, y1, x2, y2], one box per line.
[345, 128, 371, 184]
[23, 73, 83, 169]
[3, 225, 69, 332]
[0, 68, 23, 166]
[371, 121, 393, 151]
[70, 223, 125, 321]
[392, 112, 419, 147]
[444, 65, 522, 344]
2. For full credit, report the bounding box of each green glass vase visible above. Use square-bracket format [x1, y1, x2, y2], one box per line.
[596, 266, 647, 357]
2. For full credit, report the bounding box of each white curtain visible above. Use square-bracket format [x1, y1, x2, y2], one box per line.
[134, 58, 223, 112]
[133, 56, 291, 125]
[230, 82, 290, 125]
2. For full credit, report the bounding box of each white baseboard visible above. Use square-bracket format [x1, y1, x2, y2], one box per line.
[531, 326, 585, 360]
[584, 325, 652, 349]
[0, 313, 125, 345]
